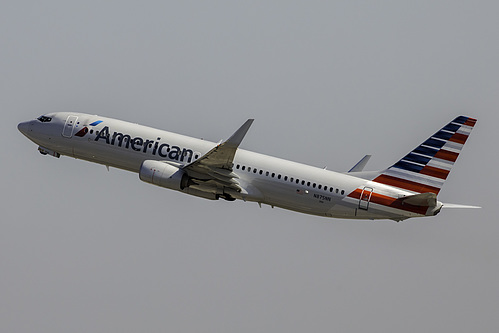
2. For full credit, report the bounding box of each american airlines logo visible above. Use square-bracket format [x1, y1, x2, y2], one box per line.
[74, 120, 103, 137]
[92, 125, 195, 162]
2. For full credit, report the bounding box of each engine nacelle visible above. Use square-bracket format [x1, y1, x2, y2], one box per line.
[139, 160, 188, 191]
[139, 160, 219, 200]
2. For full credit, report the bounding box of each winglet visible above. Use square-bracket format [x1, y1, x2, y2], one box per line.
[225, 119, 254, 148]
[348, 155, 372, 173]
[182, 119, 254, 171]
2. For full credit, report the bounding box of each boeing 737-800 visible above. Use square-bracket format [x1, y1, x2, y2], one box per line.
[18, 113, 479, 221]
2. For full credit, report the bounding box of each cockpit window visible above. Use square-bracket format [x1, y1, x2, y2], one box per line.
[37, 115, 52, 123]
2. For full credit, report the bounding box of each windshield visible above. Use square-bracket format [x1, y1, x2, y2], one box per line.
[37, 115, 52, 123]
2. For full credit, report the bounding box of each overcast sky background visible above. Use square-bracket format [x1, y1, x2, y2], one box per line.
[1, 1, 498, 332]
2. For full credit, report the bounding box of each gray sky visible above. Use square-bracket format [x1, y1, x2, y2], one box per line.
[1, 1, 498, 332]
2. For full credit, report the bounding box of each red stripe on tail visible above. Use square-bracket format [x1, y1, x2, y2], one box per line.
[420, 165, 450, 180]
[449, 133, 468, 145]
[373, 174, 440, 194]
[464, 118, 477, 127]
[434, 149, 459, 162]
[348, 188, 429, 215]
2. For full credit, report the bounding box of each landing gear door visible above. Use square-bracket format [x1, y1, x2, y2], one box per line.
[359, 187, 373, 210]
[62, 115, 78, 138]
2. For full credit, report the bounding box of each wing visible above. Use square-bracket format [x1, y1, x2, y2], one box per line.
[181, 119, 254, 198]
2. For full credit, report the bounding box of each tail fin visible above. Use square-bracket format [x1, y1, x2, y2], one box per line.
[373, 116, 477, 194]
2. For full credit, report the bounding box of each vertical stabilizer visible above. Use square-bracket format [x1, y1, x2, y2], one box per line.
[373, 116, 477, 194]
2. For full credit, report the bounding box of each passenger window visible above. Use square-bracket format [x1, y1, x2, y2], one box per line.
[278, 174, 281, 179]
[242, 166, 245, 171]
[236, 164, 240, 169]
[266, 171, 269, 176]
[248, 167, 251, 172]
[271, 173, 275, 178]
[318, 185, 322, 189]
[341, 190, 345, 195]
[259, 170, 263, 175]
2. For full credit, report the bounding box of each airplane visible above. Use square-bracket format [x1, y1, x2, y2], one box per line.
[18, 113, 479, 221]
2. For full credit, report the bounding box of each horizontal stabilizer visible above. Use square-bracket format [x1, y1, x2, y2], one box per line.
[348, 155, 372, 173]
[402, 192, 437, 207]
[442, 203, 481, 209]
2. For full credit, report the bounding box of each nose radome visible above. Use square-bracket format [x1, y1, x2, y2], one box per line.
[17, 121, 29, 134]
[18, 121, 30, 135]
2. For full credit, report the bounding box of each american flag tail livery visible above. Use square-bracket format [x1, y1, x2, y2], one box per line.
[373, 115, 477, 195]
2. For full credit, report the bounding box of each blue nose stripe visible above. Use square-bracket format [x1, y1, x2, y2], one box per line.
[89, 120, 103, 126]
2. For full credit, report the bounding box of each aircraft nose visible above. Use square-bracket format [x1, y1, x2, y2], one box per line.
[17, 121, 30, 135]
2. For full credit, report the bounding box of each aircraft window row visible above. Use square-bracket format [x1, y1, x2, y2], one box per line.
[37, 116, 52, 122]
[235, 164, 345, 195]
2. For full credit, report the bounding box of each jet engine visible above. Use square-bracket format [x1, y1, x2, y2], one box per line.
[139, 160, 218, 200]
[139, 160, 188, 190]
